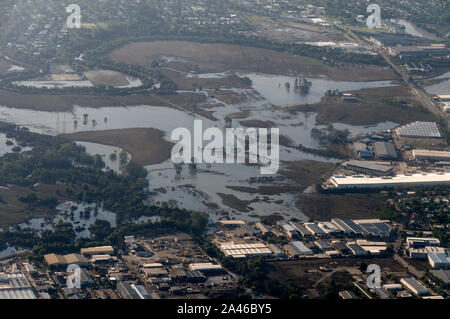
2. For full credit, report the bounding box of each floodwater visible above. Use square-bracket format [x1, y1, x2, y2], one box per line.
[236, 72, 396, 106]
[0, 133, 32, 156]
[15, 201, 117, 239]
[0, 71, 399, 223]
[424, 71, 450, 95]
[392, 19, 438, 40]
[76, 141, 130, 174]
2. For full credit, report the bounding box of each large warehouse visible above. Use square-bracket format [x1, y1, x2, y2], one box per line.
[328, 173, 450, 190]
[413, 149, 450, 162]
[343, 160, 393, 176]
[395, 121, 441, 138]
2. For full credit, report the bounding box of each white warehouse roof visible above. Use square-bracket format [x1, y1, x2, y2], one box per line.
[330, 173, 450, 189]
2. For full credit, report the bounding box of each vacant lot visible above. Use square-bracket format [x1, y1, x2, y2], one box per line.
[267, 257, 405, 298]
[62, 128, 173, 166]
[297, 193, 387, 221]
[280, 160, 336, 189]
[108, 41, 397, 81]
[84, 70, 129, 87]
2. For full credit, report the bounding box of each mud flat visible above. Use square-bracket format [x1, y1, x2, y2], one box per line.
[108, 41, 397, 81]
[62, 128, 173, 166]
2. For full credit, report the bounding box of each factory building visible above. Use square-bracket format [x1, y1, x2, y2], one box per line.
[395, 121, 441, 138]
[314, 240, 333, 251]
[332, 241, 351, 255]
[346, 243, 368, 256]
[408, 246, 445, 259]
[289, 222, 313, 238]
[117, 281, 152, 299]
[413, 149, 450, 162]
[268, 244, 287, 258]
[400, 278, 430, 296]
[188, 263, 225, 275]
[281, 223, 300, 239]
[80, 246, 114, 256]
[406, 237, 441, 248]
[285, 241, 313, 257]
[304, 223, 326, 236]
[44, 253, 89, 268]
[374, 142, 397, 160]
[317, 222, 341, 235]
[428, 253, 450, 269]
[219, 242, 272, 259]
[328, 173, 450, 190]
[0, 272, 37, 299]
[343, 160, 393, 176]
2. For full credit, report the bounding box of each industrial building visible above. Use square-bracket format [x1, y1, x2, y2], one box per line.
[343, 160, 393, 176]
[219, 242, 272, 259]
[346, 243, 368, 256]
[329, 218, 391, 237]
[304, 223, 326, 236]
[80, 246, 114, 256]
[44, 253, 89, 267]
[314, 240, 333, 251]
[406, 237, 441, 248]
[117, 281, 152, 299]
[408, 246, 445, 259]
[285, 241, 313, 257]
[188, 263, 225, 275]
[0, 272, 37, 299]
[413, 149, 450, 162]
[317, 222, 341, 235]
[328, 173, 450, 190]
[430, 270, 450, 286]
[400, 278, 430, 296]
[332, 241, 351, 255]
[289, 222, 312, 237]
[428, 253, 450, 269]
[390, 45, 449, 59]
[281, 223, 300, 239]
[395, 121, 441, 138]
[374, 142, 397, 160]
[268, 244, 287, 258]
[339, 290, 358, 299]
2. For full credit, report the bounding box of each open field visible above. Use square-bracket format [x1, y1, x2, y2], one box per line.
[248, 15, 347, 44]
[84, 70, 130, 87]
[62, 128, 173, 166]
[267, 257, 406, 298]
[289, 86, 436, 126]
[297, 193, 387, 221]
[108, 41, 397, 81]
[280, 160, 336, 188]
[0, 90, 206, 112]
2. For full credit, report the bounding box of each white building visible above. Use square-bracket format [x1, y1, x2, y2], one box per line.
[328, 173, 450, 190]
